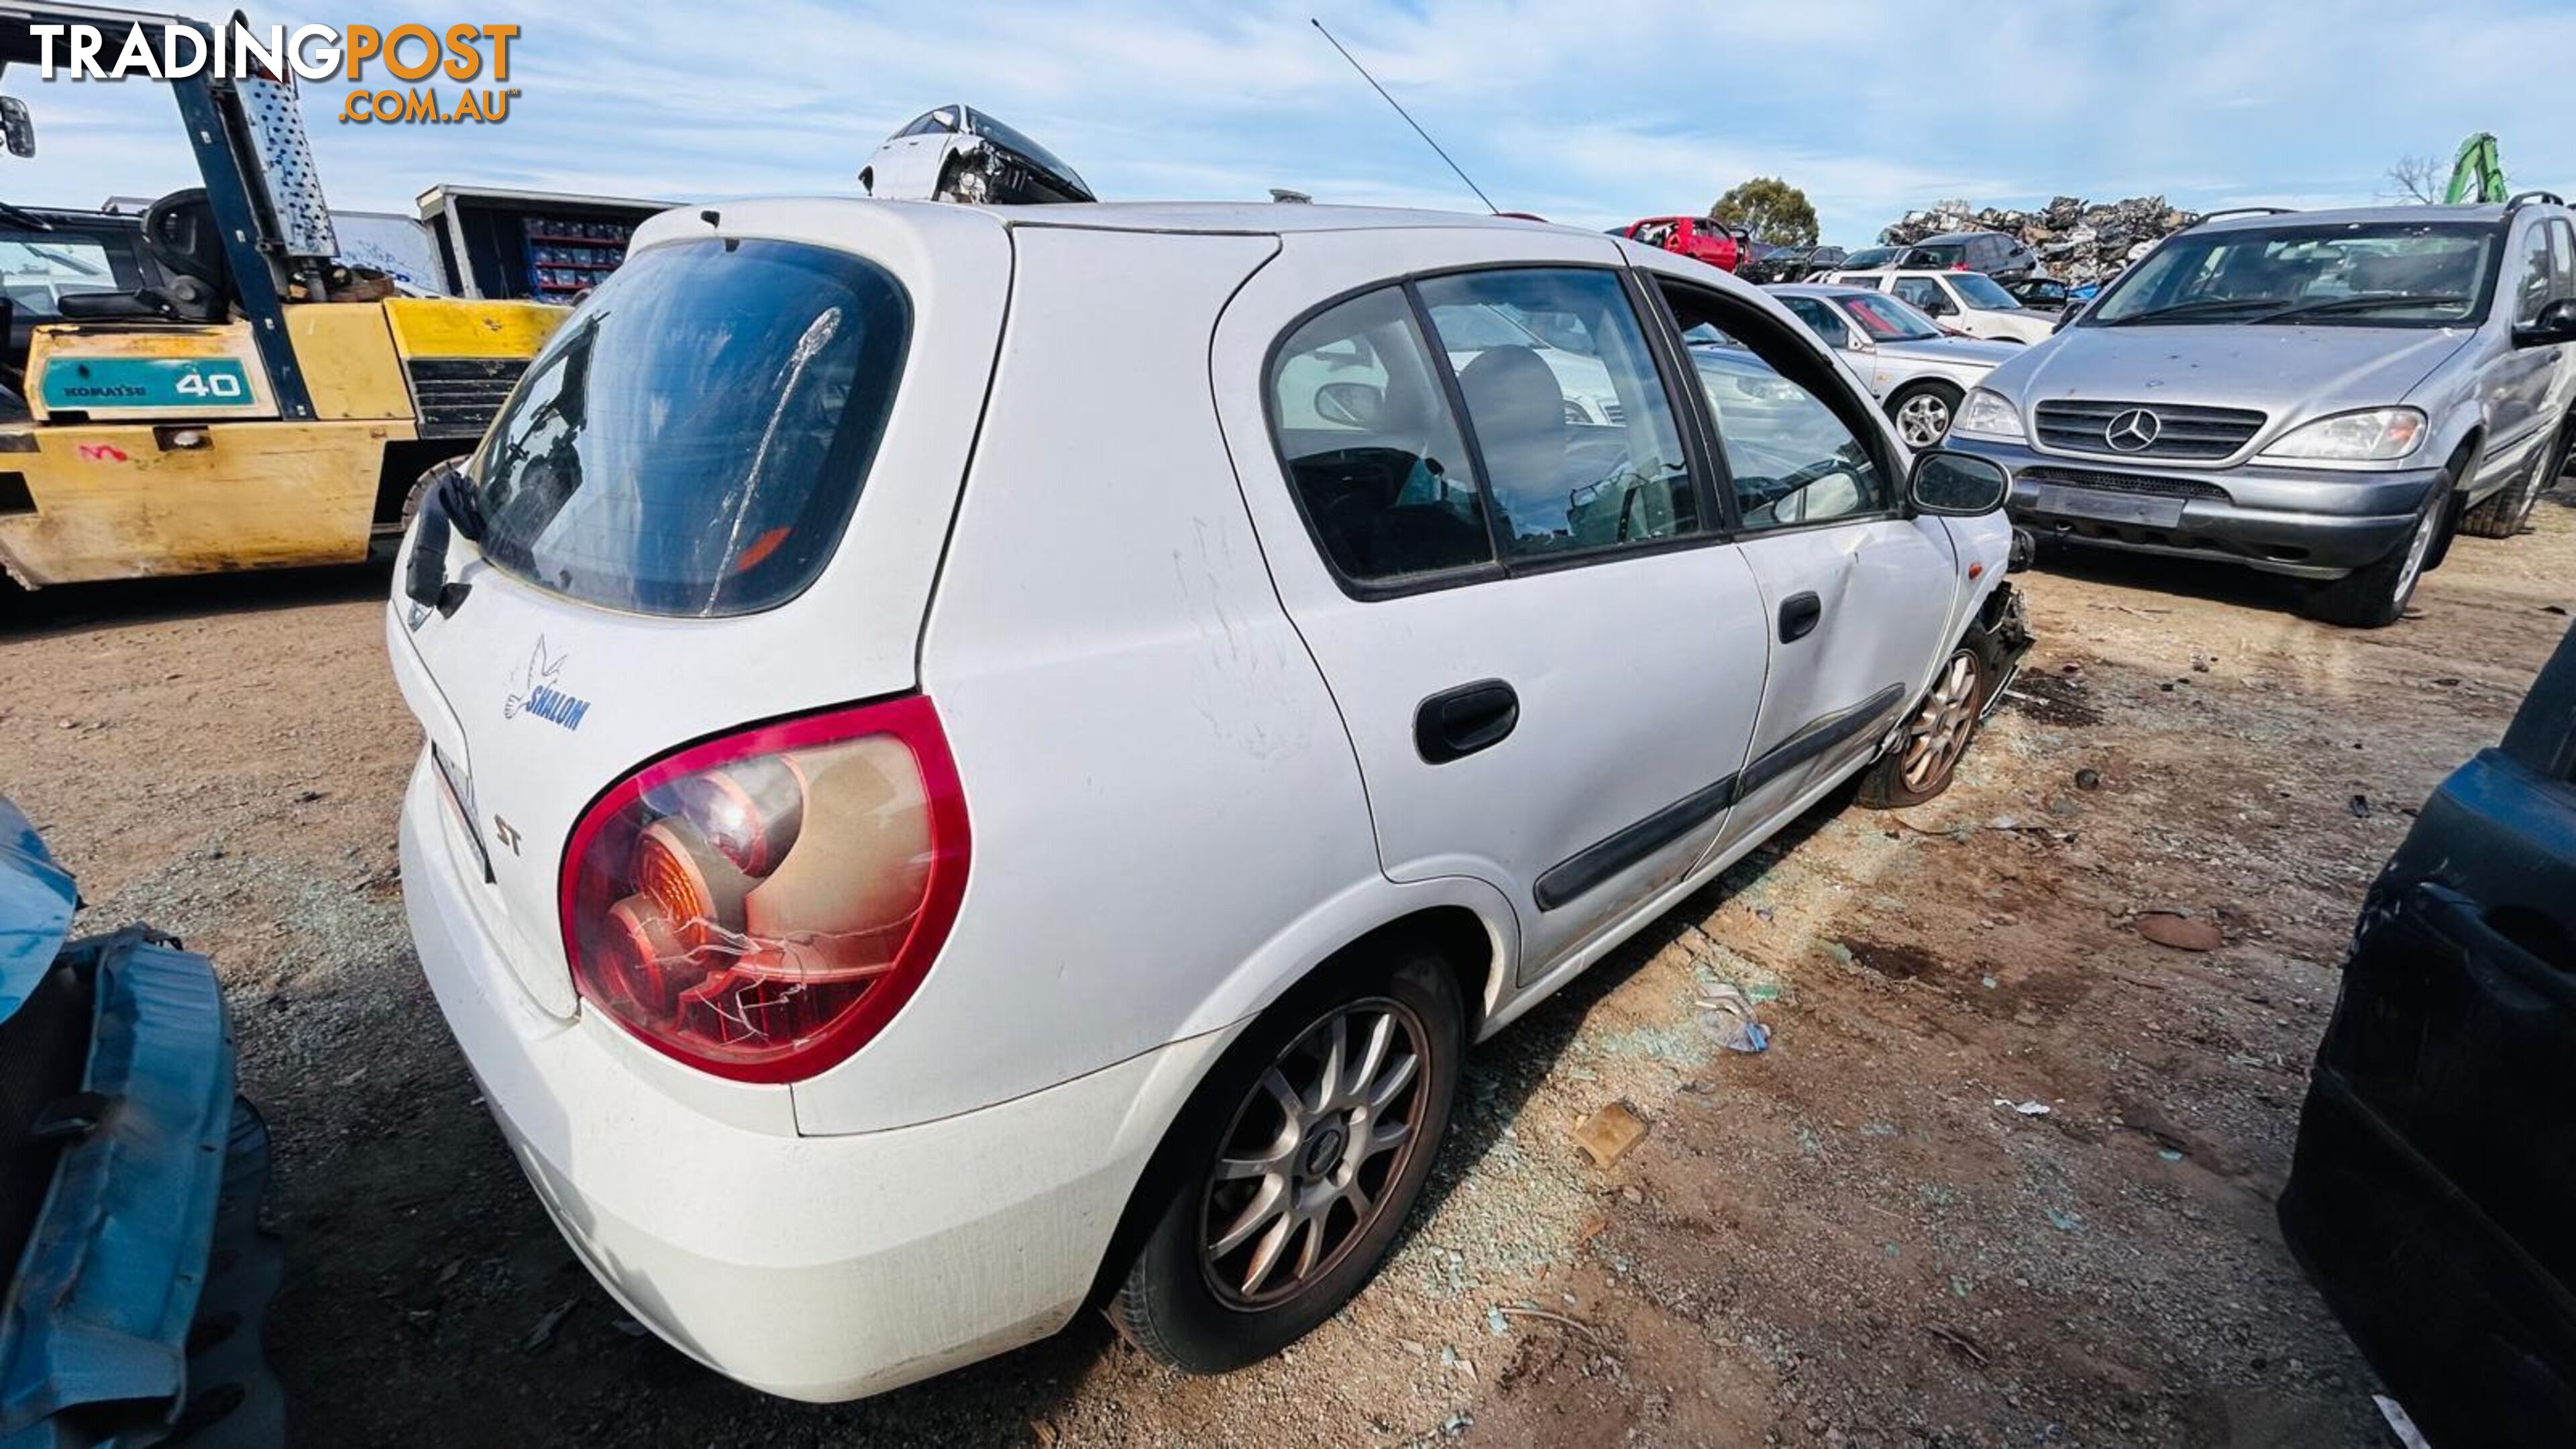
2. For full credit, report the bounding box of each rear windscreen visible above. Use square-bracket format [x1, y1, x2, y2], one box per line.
[469, 238, 912, 617]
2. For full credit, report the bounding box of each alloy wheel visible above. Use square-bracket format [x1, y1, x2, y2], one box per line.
[1199, 998, 1430, 1307]
[1896, 392, 1953, 447]
[1900, 649, 1982, 791]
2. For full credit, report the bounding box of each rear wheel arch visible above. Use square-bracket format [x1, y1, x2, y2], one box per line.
[1082, 901, 1503, 1312]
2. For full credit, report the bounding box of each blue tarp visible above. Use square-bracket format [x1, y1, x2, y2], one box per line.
[0, 798, 75, 1023]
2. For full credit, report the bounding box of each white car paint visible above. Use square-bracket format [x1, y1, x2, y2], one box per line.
[388, 199, 2013, 1403]
[1828, 267, 2058, 345]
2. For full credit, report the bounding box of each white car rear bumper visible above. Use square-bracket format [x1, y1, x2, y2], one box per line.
[397, 757, 1232, 1401]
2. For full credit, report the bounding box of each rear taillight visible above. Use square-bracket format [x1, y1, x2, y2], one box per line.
[559, 696, 968, 1083]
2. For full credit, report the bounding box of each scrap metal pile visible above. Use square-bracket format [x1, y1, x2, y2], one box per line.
[1881, 195, 2203, 284]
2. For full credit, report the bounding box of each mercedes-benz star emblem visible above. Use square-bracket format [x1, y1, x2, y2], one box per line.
[2105, 408, 2162, 452]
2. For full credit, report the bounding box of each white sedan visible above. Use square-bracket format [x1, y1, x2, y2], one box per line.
[1769, 284, 2025, 445]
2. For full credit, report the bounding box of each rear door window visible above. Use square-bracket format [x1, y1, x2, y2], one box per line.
[470, 238, 912, 618]
[1779, 296, 1850, 348]
[1269, 286, 1494, 584]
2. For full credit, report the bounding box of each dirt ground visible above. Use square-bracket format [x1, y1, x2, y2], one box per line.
[7, 494, 2574, 1448]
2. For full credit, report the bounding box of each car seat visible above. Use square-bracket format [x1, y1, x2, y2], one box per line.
[1455, 345, 1570, 544]
[56, 189, 229, 323]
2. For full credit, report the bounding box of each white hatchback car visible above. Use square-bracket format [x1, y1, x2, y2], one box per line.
[386, 199, 2029, 1403]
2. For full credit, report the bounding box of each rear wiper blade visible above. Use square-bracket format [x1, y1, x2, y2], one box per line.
[2256, 292, 2467, 322]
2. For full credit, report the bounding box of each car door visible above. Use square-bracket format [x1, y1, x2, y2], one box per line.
[1646, 270, 1963, 853]
[2279, 622, 2576, 1449]
[860, 108, 960, 199]
[1212, 229, 1772, 981]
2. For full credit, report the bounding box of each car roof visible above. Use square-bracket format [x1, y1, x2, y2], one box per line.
[998, 200, 1574, 237]
[1769, 283, 1876, 300]
[682, 197, 1585, 240]
[1911, 231, 2006, 244]
[2191, 203, 2516, 233]
[1825, 268, 1966, 280]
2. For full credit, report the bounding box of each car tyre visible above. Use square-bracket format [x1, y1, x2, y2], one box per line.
[1858, 643, 1989, 809]
[1107, 946, 1465, 1373]
[2458, 415, 2570, 540]
[2300, 477, 2448, 628]
[1885, 381, 1964, 449]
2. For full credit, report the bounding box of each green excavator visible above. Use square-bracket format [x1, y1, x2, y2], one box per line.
[2444, 132, 2509, 205]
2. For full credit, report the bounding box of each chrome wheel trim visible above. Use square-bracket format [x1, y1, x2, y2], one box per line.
[1199, 998, 1430, 1309]
[1896, 392, 1953, 447]
[1899, 649, 1982, 791]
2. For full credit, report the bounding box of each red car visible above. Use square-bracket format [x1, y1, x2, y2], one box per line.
[1619, 215, 1750, 272]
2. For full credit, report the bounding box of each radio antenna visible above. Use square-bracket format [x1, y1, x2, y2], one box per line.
[1310, 18, 1499, 215]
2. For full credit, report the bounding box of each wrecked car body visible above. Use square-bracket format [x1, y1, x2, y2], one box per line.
[2280, 619, 2576, 1446]
[0, 797, 278, 1449]
[857, 105, 1095, 205]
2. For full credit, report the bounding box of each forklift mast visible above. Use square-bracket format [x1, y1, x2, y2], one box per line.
[0, 5, 333, 417]
[168, 33, 334, 419]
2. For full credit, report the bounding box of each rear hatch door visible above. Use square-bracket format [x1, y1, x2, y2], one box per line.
[386, 201, 1011, 1017]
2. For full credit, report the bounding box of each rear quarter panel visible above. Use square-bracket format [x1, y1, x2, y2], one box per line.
[796, 224, 1396, 1135]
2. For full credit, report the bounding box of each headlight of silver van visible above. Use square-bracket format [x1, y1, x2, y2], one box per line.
[2259, 407, 2427, 462]
[1953, 388, 2025, 442]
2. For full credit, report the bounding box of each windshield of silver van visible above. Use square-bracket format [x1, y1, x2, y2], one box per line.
[2086, 221, 2499, 329]
[469, 237, 912, 618]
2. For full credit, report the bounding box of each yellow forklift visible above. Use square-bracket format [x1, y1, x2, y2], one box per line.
[0, 3, 564, 590]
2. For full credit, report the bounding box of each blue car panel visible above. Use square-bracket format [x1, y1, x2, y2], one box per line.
[0, 798, 278, 1449]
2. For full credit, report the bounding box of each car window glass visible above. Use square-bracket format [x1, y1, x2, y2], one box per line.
[1894, 277, 1949, 314]
[1270, 286, 1494, 584]
[1949, 272, 2020, 309]
[470, 239, 911, 618]
[1845, 293, 1940, 340]
[2551, 221, 2575, 304]
[0, 237, 123, 319]
[1417, 268, 1697, 559]
[1782, 296, 1849, 347]
[2090, 221, 2499, 327]
[2517, 225, 2555, 323]
[1664, 288, 1891, 529]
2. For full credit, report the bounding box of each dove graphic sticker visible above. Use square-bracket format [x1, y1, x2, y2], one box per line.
[502, 637, 591, 730]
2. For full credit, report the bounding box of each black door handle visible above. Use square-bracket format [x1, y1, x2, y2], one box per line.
[1415, 680, 1519, 764]
[1779, 591, 1823, 643]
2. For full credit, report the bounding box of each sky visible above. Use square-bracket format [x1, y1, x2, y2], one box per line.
[9, 0, 2574, 244]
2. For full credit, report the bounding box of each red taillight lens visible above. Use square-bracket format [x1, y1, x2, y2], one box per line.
[559, 696, 969, 1083]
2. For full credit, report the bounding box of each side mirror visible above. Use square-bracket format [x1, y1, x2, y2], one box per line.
[1909, 449, 2010, 516]
[2514, 297, 2576, 349]
[1313, 381, 1386, 428]
[0, 98, 34, 159]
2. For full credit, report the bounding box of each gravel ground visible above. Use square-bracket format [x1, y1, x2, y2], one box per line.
[5, 493, 2573, 1448]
